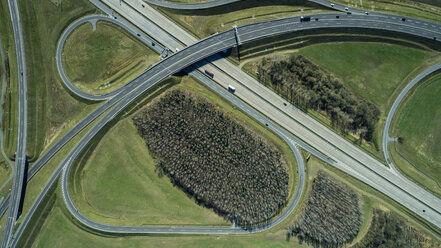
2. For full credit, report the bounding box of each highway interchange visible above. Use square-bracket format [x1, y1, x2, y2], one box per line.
[1, 0, 441, 246]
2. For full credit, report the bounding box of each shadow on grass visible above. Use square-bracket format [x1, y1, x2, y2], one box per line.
[163, 0, 327, 16]
[232, 28, 441, 62]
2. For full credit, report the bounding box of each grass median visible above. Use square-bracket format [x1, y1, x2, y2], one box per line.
[155, 0, 331, 38]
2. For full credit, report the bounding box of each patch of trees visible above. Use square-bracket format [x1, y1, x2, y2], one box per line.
[257, 54, 380, 141]
[288, 171, 362, 247]
[133, 89, 289, 226]
[355, 209, 441, 248]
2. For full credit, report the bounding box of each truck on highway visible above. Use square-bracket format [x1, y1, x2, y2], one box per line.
[205, 69, 214, 78]
[228, 85, 236, 93]
[300, 16, 311, 22]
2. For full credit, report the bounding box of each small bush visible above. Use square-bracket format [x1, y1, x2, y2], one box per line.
[133, 89, 289, 226]
[289, 171, 362, 247]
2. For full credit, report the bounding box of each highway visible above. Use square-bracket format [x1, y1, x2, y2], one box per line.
[2, 0, 441, 245]
[1, 0, 28, 247]
[108, 0, 441, 226]
[55, 5, 441, 236]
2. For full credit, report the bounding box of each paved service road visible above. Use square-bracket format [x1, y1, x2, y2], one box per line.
[56, 14, 167, 101]
[1, 0, 28, 247]
[383, 63, 441, 171]
[111, 0, 441, 226]
[5, 0, 441, 245]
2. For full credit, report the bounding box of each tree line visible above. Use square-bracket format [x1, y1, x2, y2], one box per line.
[133, 89, 289, 226]
[257, 54, 380, 141]
[355, 209, 441, 248]
[288, 171, 362, 247]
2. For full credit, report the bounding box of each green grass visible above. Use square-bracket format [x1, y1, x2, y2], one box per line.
[394, 75, 441, 190]
[156, 0, 331, 38]
[70, 75, 298, 226]
[72, 118, 228, 226]
[333, 0, 441, 25]
[18, 0, 96, 161]
[242, 40, 441, 162]
[0, 0, 18, 159]
[22, 147, 441, 247]
[62, 21, 159, 95]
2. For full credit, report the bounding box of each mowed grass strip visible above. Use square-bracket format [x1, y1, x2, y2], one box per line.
[62, 21, 159, 95]
[156, 0, 329, 38]
[332, 0, 441, 25]
[395, 76, 441, 187]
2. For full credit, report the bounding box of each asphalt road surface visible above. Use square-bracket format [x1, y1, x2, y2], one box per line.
[4, 0, 441, 245]
[382, 63, 441, 172]
[1, 0, 28, 247]
[56, 6, 441, 236]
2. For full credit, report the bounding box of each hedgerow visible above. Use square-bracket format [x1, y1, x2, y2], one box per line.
[133, 89, 289, 226]
[288, 171, 362, 246]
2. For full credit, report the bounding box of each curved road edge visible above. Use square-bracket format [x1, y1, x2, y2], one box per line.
[7, 4, 441, 247]
[382, 63, 441, 172]
[56, 14, 165, 101]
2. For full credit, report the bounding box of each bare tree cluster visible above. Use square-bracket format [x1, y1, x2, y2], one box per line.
[257, 54, 380, 141]
[133, 90, 289, 226]
[355, 209, 441, 248]
[288, 171, 362, 247]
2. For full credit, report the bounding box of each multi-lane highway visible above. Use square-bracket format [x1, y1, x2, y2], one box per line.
[3, 0, 441, 246]
[56, 3, 441, 236]
[1, 0, 28, 247]
[107, 0, 441, 225]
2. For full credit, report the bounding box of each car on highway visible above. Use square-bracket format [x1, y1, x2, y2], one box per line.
[205, 69, 214, 78]
[228, 85, 236, 93]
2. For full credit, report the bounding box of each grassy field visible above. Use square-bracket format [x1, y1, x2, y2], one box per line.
[18, 0, 97, 161]
[333, 0, 441, 24]
[242, 40, 441, 161]
[72, 118, 228, 226]
[62, 21, 159, 95]
[392, 75, 441, 193]
[70, 75, 298, 226]
[156, 0, 331, 38]
[21, 148, 441, 247]
[0, 0, 18, 159]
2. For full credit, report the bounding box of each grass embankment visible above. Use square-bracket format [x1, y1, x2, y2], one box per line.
[0, 1, 16, 189]
[70, 76, 297, 227]
[242, 41, 440, 162]
[391, 74, 441, 196]
[18, 0, 96, 161]
[155, 0, 330, 38]
[332, 0, 441, 25]
[22, 147, 441, 247]
[62, 21, 159, 95]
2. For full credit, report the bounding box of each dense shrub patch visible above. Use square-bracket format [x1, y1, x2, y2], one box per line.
[288, 171, 362, 246]
[257, 54, 380, 141]
[355, 209, 441, 248]
[133, 89, 289, 226]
